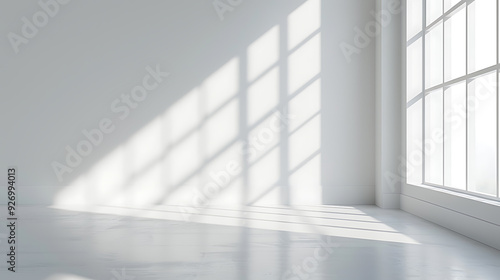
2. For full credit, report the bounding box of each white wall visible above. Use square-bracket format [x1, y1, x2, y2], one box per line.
[375, 0, 402, 209]
[0, 0, 376, 207]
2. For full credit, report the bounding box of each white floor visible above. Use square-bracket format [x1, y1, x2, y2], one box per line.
[1, 205, 499, 280]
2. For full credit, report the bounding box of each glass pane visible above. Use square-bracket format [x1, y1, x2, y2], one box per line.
[407, 38, 423, 101]
[427, 0, 443, 25]
[468, 72, 497, 196]
[425, 22, 443, 89]
[444, 82, 466, 190]
[445, 0, 461, 12]
[407, 100, 423, 185]
[407, 0, 422, 39]
[444, 5, 466, 81]
[468, 0, 496, 73]
[425, 89, 444, 185]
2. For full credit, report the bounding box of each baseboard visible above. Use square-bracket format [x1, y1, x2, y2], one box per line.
[401, 184, 500, 250]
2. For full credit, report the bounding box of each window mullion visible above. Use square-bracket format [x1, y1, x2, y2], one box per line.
[465, 0, 469, 192]
[422, 0, 427, 185]
[443, 0, 446, 187]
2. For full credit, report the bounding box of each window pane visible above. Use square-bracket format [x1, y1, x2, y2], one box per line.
[425, 22, 443, 89]
[468, 72, 497, 196]
[425, 89, 444, 185]
[407, 0, 422, 39]
[445, 0, 461, 12]
[444, 5, 466, 81]
[444, 82, 466, 190]
[407, 100, 423, 185]
[468, 0, 496, 73]
[407, 38, 422, 101]
[427, 0, 443, 25]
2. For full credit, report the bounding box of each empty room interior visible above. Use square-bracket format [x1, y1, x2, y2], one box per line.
[1, 0, 500, 279]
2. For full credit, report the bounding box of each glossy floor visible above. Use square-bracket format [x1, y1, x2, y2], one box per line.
[1, 205, 499, 279]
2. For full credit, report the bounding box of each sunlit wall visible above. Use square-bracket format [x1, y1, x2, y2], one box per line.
[0, 0, 376, 207]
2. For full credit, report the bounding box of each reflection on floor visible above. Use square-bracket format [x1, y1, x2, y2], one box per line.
[1, 205, 499, 280]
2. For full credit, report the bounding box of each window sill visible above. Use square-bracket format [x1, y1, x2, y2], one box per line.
[402, 183, 500, 226]
[401, 183, 500, 250]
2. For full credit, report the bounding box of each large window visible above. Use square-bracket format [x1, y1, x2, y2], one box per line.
[406, 0, 500, 199]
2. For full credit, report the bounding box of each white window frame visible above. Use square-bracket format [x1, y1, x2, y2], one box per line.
[406, 0, 500, 201]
